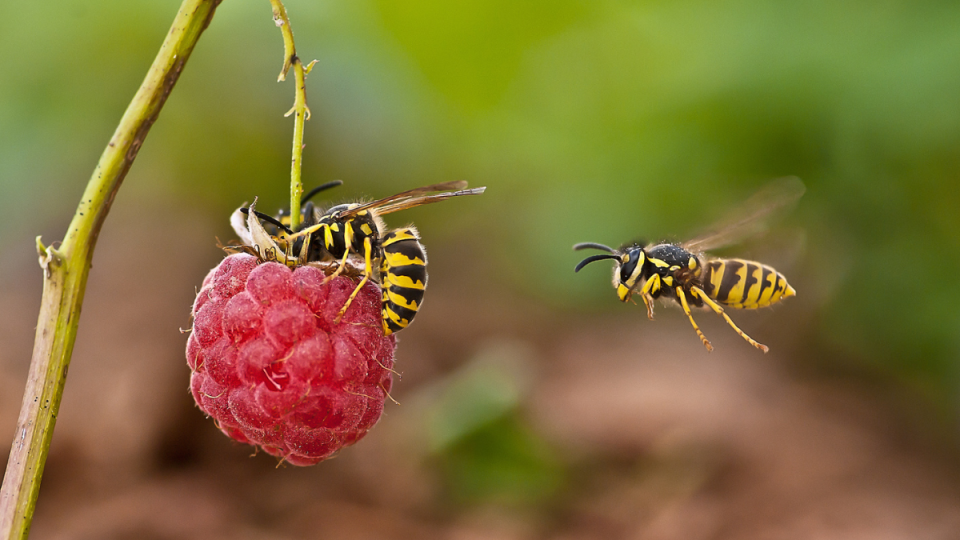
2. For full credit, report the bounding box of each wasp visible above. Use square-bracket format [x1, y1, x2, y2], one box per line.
[233, 180, 485, 335]
[574, 177, 805, 353]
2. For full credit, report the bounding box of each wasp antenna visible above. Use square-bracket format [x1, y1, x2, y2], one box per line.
[575, 254, 621, 272]
[302, 180, 344, 205]
[240, 208, 294, 234]
[573, 242, 617, 253]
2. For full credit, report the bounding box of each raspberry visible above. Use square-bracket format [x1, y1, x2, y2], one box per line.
[186, 253, 396, 466]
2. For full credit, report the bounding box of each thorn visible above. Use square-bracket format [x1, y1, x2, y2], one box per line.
[277, 56, 293, 82]
[37, 236, 60, 277]
[304, 59, 318, 74]
[36, 236, 47, 257]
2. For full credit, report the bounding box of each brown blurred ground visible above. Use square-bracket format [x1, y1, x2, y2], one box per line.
[2, 202, 960, 540]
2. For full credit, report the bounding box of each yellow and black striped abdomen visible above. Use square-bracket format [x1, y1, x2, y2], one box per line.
[703, 258, 795, 309]
[380, 228, 427, 335]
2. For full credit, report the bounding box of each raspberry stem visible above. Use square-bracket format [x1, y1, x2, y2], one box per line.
[0, 1, 221, 537]
[269, 0, 316, 232]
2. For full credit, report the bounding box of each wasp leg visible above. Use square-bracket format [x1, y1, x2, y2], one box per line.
[690, 286, 769, 353]
[675, 287, 713, 352]
[641, 293, 655, 320]
[335, 237, 374, 323]
[324, 222, 356, 284]
[638, 275, 661, 320]
[287, 221, 323, 241]
[296, 234, 312, 265]
[324, 249, 352, 283]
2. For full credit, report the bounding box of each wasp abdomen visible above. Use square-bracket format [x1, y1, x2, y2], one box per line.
[380, 228, 427, 335]
[704, 258, 795, 309]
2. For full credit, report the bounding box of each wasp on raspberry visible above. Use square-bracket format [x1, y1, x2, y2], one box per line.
[233, 180, 485, 335]
[574, 177, 804, 353]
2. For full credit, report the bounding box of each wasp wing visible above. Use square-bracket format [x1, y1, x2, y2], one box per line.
[336, 181, 467, 216]
[336, 181, 484, 218]
[682, 176, 805, 253]
[357, 187, 486, 216]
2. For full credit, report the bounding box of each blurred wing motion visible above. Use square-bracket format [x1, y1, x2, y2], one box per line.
[682, 176, 806, 253]
[336, 181, 486, 218]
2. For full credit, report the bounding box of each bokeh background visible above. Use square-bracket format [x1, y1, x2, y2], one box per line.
[3, 0, 960, 538]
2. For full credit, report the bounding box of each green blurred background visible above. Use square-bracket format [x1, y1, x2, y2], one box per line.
[3, 0, 960, 537]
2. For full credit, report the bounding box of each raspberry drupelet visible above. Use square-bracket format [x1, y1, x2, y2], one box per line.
[186, 253, 396, 466]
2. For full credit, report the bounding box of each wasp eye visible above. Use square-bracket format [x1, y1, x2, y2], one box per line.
[619, 250, 642, 283]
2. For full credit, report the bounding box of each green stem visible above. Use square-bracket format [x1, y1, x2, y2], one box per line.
[270, 0, 313, 231]
[0, 1, 221, 537]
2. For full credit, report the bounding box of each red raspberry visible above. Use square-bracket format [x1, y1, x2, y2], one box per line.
[186, 253, 396, 466]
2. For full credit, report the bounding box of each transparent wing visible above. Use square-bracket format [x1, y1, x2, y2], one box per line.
[336, 181, 485, 218]
[682, 176, 806, 253]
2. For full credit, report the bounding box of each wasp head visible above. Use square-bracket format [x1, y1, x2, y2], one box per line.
[574, 242, 648, 302]
[615, 246, 647, 301]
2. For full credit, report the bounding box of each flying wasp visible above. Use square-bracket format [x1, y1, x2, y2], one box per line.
[574, 177, 805, 353]
[233, 180, 485, 335]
